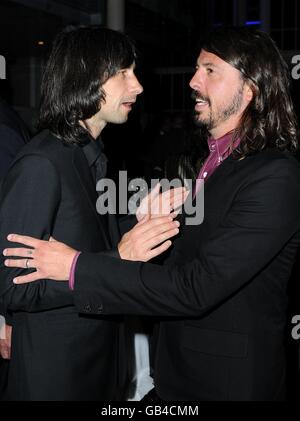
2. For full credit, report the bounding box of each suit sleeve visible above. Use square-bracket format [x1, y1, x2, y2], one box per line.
[0, 154, 74, 314]
[73, 159, 300, 317]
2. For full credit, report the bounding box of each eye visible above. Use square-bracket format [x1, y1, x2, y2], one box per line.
[118, 69, 128, 78]
[207, 68, 213, 74]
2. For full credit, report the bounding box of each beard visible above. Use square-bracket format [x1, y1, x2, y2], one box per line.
[193, 83, 245, 131]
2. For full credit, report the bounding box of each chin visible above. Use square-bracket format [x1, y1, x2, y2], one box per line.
[194, 116, 206, 128]
[111, 116, 128, 125]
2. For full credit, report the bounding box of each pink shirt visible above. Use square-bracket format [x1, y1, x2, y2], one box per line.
[194, 131, 240, 196]
[69, 251, 81, 290]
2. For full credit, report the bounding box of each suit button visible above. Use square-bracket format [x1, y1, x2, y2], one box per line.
[84, 304, 92, 313]
[97, 305, 103, 314]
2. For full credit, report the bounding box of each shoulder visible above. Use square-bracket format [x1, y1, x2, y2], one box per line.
[4, 132, 64, 176]
[235, 149, 300, 180]
[15, 130, 78, 164]
[0, 151, 62, 204]
[20, 130, 66, 153]
[233, 150, 300, 211]
[4, 152, 60, 186]
[226, 149, 300, 205]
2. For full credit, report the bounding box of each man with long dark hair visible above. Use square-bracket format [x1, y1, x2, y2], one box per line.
[4, 27, 300, 400]
[0, 26, 182, 401]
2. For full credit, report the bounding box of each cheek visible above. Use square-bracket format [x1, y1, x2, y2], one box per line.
[104, 97, 117, 111]
[210, 83, 230, 105]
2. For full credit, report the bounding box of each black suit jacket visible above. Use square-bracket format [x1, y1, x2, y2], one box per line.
[0, 130, 125, 401]
[74, 149, 300, 401]
[0, 99, 29, 401]
[0, 99, 29, 180]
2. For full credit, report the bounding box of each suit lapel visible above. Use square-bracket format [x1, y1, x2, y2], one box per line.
[204, 156, 236, 192]
[181, 156, 237, 223]
[72, 146, 111, 248]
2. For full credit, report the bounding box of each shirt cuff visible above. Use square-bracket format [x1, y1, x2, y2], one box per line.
[69, 251, 82, 290]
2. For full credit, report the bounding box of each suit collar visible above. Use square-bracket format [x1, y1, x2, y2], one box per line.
[186, 157, 236, 215]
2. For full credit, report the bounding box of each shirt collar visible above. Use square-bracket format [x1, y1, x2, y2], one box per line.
[82, 133, 105, 168]
[207, 131, 240, 161]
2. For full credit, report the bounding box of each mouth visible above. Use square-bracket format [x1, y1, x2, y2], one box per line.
[192, 91, 209, 111]
[195, 98, 209, 112]
[121, 99, 136, 111]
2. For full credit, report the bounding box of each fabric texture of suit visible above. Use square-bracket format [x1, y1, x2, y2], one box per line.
[0, 130, 126, 401]
[0, 99, 29, 180]
[0, 98, 29, 401]
[74, 149, 300, 401]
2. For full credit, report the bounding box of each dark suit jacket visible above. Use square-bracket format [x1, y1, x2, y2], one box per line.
[0, 99, 29, 180]
[0, 99, 29, 401]
[0, 130, 125, 401]
[73, 149, 300, 401]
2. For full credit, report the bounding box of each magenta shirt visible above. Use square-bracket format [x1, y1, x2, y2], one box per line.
[194, 132, 240, 196]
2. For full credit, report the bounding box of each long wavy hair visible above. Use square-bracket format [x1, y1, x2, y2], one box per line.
[200, 26, 299, 158]
[38, 26, 137, 145]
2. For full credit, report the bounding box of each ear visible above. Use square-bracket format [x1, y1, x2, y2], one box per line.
[244, 82, 255, 103]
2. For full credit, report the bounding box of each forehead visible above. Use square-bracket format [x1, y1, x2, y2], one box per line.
[197, 49, 234, 71]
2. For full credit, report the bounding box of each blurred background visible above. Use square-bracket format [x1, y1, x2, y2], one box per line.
[1, 0, 300, 177]
[1, 0, 300, 170]
[0, 0, 300, 400]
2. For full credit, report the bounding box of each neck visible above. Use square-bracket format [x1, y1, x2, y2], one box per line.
[210, 124, 237, 140]
[79, 119, 107, 140]
[209, 112, 243, 140]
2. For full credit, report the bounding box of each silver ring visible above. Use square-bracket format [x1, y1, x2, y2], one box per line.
[25, 259, 29, 269]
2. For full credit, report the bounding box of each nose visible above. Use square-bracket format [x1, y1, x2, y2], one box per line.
[189, 69, 202, 91]
[131, 74, 144, 95]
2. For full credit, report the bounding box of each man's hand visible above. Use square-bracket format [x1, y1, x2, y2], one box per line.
[0, 322, 12, 360]
[118, 215, 180, 261]
[3, 215, 180, 283]
[136, 183, 188, 221]
[3, 235, 77, 284]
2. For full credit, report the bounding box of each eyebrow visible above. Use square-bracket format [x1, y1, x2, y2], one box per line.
[197, 62, 218, 68]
